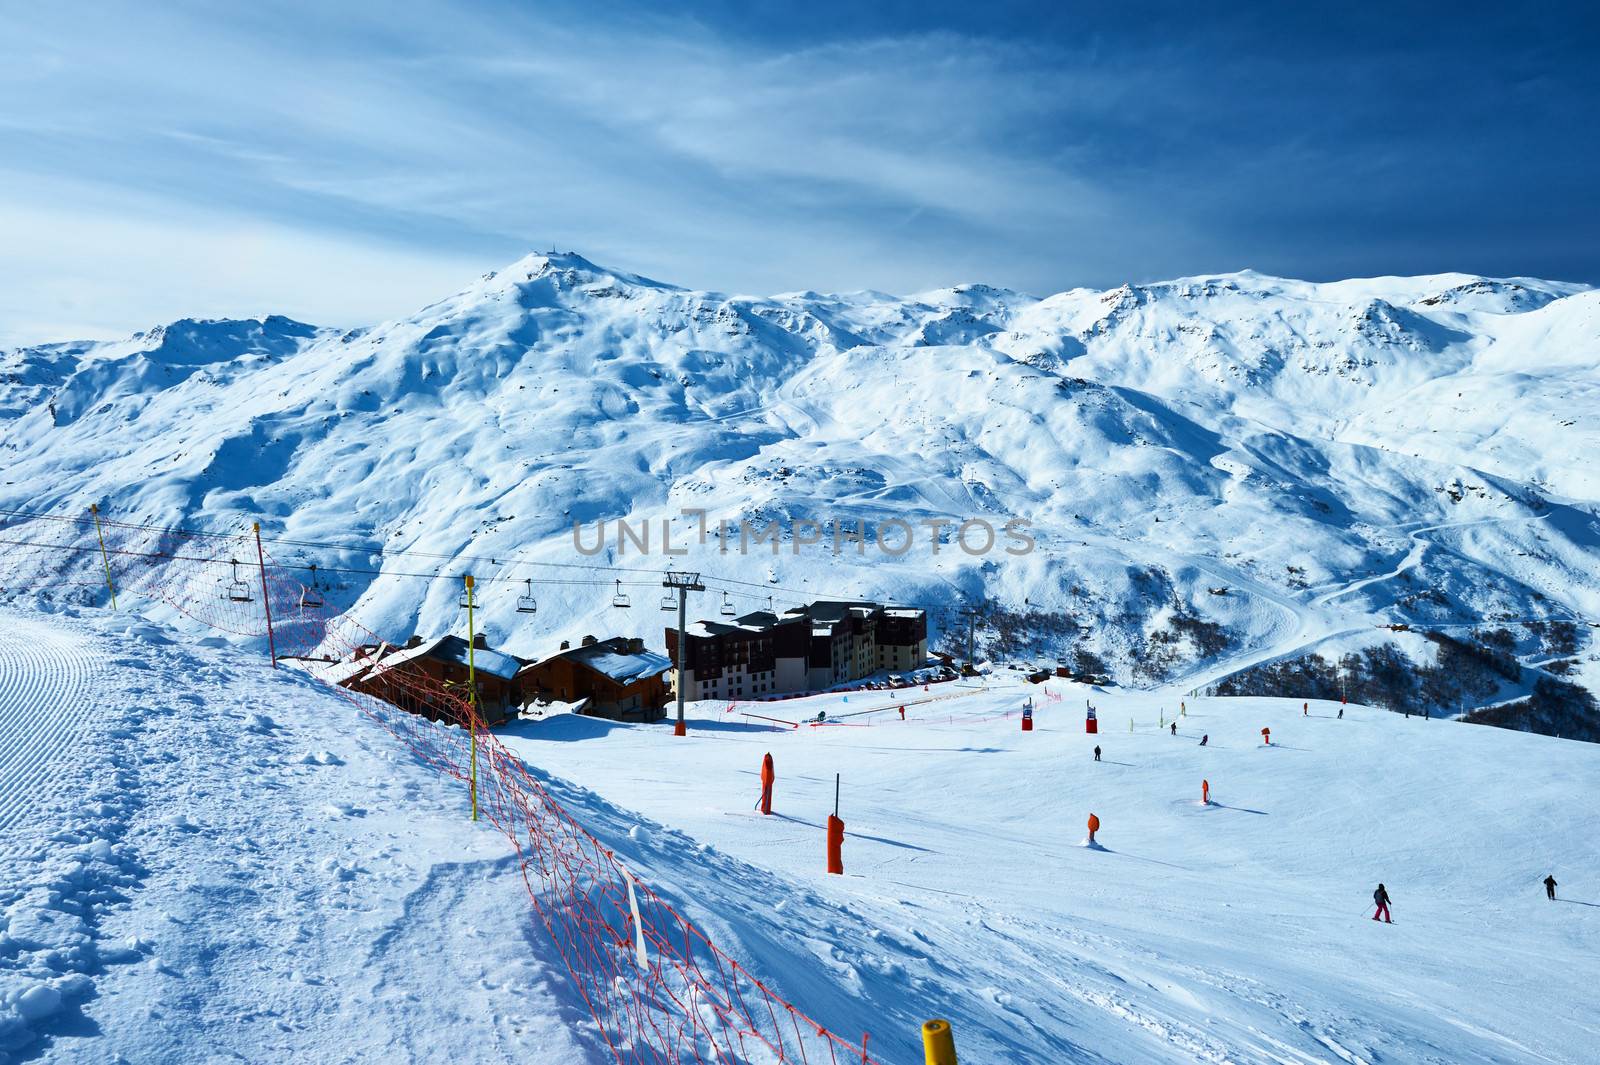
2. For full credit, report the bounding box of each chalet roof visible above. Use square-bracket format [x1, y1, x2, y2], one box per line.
[313, 644, 392, 687]
[528, 637, 673, 684]
[370, 634, 523, 681]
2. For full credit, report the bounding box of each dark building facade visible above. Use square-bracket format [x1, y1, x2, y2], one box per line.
[666, 600, 927, 701]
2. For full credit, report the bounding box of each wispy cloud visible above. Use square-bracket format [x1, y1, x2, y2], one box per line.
[1, 1, 1594, 344]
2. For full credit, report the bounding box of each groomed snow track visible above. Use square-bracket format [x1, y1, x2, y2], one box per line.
[0, 614, 103, 851]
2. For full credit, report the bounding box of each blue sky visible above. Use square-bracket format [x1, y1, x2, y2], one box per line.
[2, 1, 1596, 344]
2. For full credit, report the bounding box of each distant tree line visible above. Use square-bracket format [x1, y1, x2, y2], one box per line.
[1208, 627, 1598, 743]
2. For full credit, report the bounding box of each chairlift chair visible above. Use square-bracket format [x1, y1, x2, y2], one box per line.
[660, 592, 677, 612]
[611, 579, 631, 609]
[516, 578, 538, 615]
[224, 559, 253, 603]
[720, 592, 736, 617]
[459, 584, 476, 609]
[298, 563, 325, 610]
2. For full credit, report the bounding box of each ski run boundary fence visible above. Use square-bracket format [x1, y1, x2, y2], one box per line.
[0, 507, 883, 1065]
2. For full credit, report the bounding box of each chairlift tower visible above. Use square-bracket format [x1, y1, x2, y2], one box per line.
[958, 605, 982, 667]
[663, 570, 705, 737]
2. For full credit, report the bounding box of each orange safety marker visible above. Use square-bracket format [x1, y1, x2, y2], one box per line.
[1087, 811, 1100, 844]
[1202, 779, 1210, 805]
[827, 773, 844, 874]
[1261, 727, 1271, 745]
[759, 752, 775, 815]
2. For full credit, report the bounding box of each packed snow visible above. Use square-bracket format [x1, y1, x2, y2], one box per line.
[0, 606, 587, 1063]
[4, 605, 1598, 1062]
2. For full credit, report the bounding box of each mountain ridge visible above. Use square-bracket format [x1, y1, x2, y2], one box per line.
[2, 251, 1598, 733]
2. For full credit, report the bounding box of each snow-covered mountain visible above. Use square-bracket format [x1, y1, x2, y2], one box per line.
[3, 252, 1598, 728]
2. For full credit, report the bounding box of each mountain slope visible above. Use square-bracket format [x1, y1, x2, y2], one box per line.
[2, 252, 1598, 727]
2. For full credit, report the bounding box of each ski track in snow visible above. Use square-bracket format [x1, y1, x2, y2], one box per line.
[0, 615, 103, 850]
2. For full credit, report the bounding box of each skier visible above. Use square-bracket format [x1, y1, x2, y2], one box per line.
[1303, 702, 1308, 717]
[1094, 745, 1102, 762]
[898, 706, 905, 720]
[1545, 874, 1558, 901]
[1260, 727, 1271, 745]
[1372, 884, 1393, 923]
[1199, 734, 1209, 746]
[1170, 722, 1177, 736]
[1338, 707, 1344, 720]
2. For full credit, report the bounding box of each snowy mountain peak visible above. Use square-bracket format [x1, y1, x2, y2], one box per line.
[127, 314, 321, 365]
[497, 250, 679, 294]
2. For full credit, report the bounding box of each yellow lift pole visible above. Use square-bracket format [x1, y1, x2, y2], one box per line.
[89, 504, 116, 610]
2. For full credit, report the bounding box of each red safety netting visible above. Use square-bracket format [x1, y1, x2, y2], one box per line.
[0, 507, 882, 1065]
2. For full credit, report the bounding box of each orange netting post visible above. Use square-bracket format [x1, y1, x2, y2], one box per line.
[252, 522, 277, 668]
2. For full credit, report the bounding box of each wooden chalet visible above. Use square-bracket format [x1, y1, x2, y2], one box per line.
[338, 633, 525, 727]
[518, 636, 672, 722]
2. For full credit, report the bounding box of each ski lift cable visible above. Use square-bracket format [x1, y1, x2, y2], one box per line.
[2, 506, 887, 607]
[1, 504, 887, 600]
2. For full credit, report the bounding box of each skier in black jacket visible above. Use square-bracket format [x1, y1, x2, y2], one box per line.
[1545, 875, 1558, 901]
[1373, 884, 1392, 923]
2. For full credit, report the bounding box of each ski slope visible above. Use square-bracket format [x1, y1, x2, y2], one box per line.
[0, 606, 586, 1064]
[501, 680, 1600, 1064]
[2, 606, 1599, 1062]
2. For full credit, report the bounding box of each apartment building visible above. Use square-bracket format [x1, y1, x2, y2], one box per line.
[666, 600, 928, 701]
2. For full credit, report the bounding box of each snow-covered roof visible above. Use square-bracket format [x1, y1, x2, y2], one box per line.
[367, 635, 523, 681]
[429, 638, 523, 681]
[533, 638, 673, 684]
[318, 647, 389, 686]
